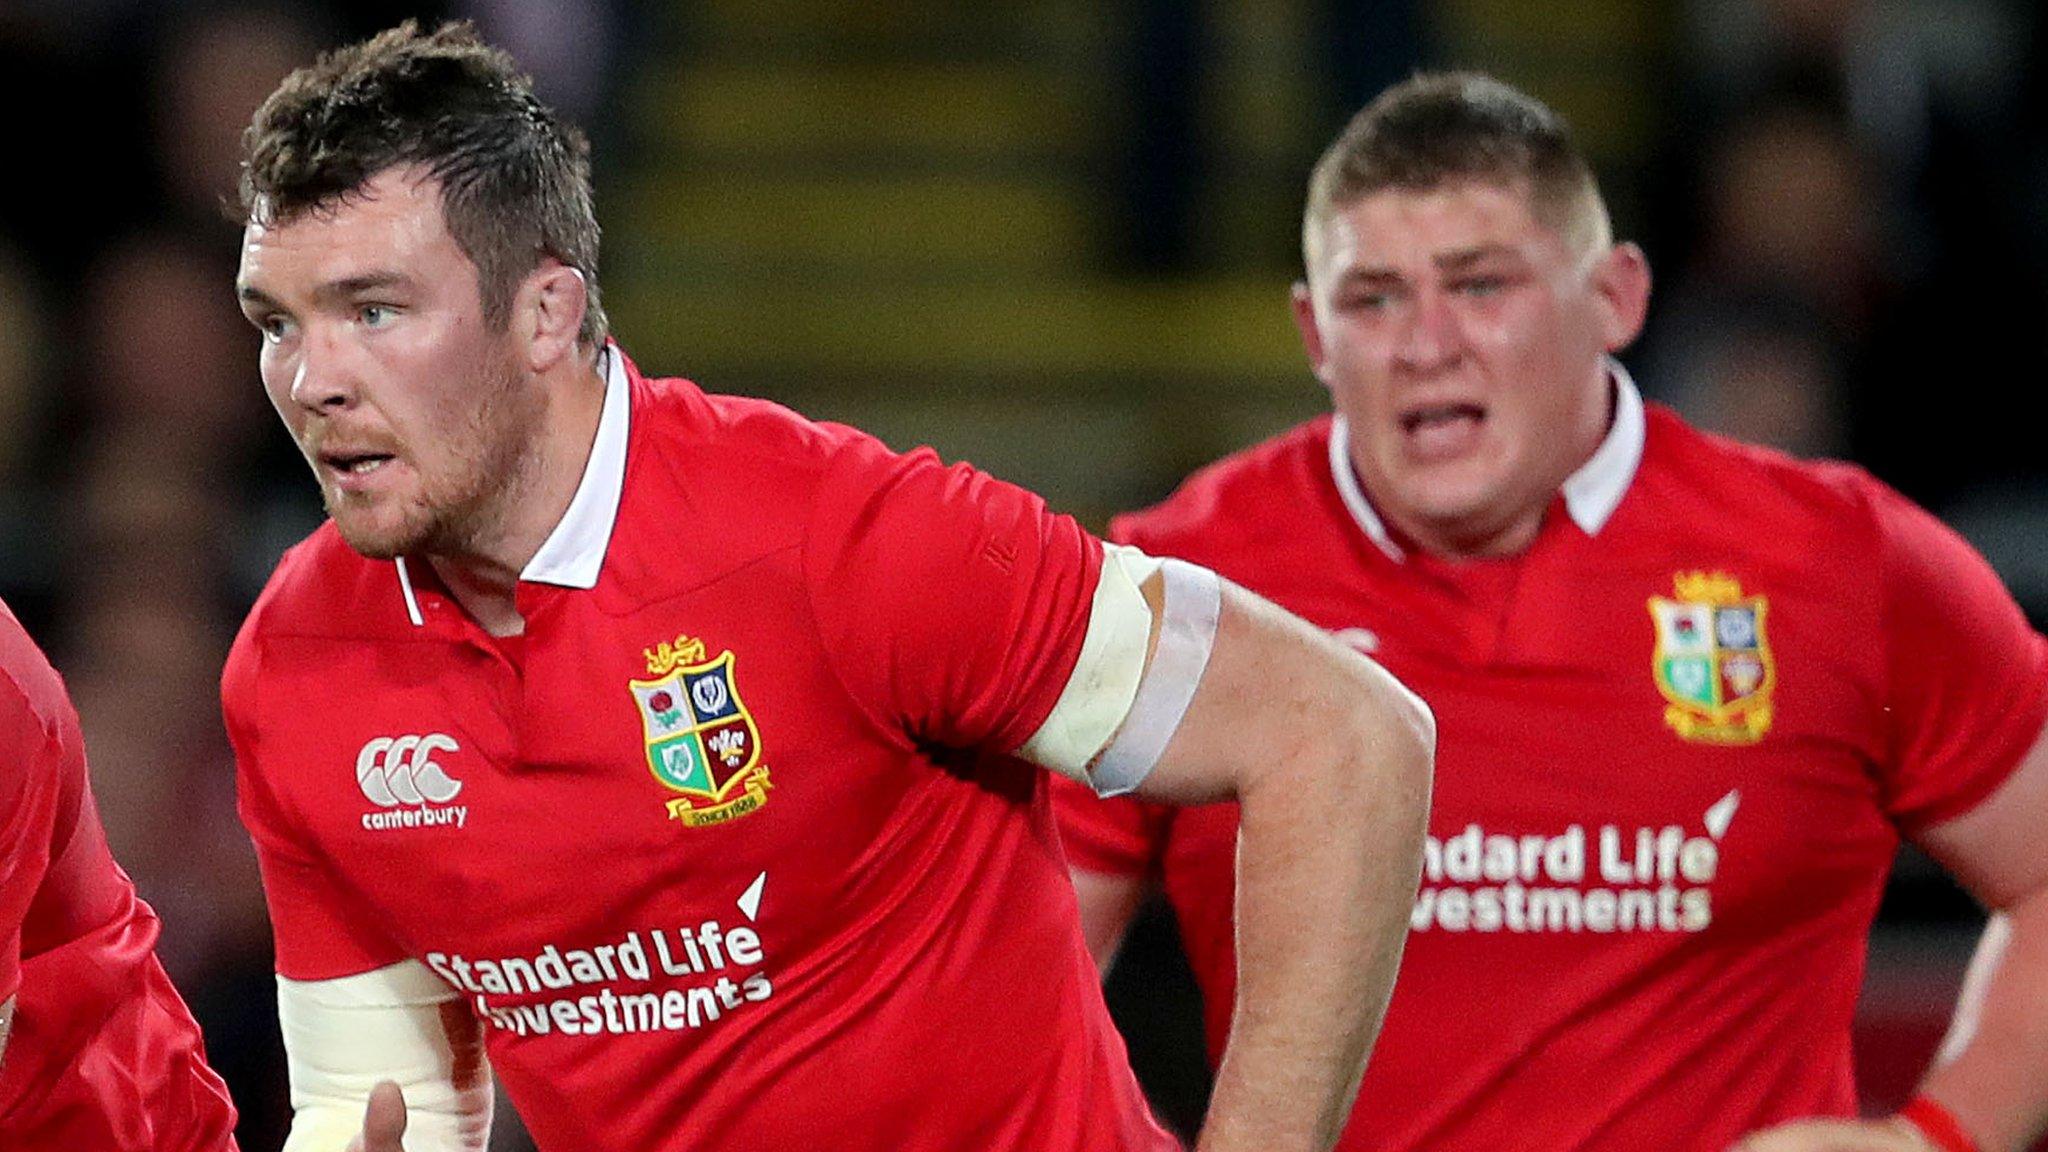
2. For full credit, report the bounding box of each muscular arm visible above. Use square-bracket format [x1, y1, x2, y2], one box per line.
[1906, 719, 2048, 1152]
[1125, 575, 1433, 1152]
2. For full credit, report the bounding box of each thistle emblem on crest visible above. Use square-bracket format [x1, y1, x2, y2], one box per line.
[630, 634, 771, 827]
[1648, 572, 1776, 745]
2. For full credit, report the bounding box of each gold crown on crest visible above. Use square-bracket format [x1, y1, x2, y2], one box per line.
[644, 634, 708, 676]
[1673, 571, 1745, 604]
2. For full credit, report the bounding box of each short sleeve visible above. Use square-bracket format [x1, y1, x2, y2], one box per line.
[226, 639, 410, 982]
[803, 434, 1103, 756]
[0, 709, 59, 1005]
[1048, 773, 1172, 878]
[1873, 483, 2048, 831]
[0, 641, 63, 1003]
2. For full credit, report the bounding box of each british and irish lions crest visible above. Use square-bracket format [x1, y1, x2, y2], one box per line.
[1649, 571, 1776, 745]
[631, 634, 771, 827]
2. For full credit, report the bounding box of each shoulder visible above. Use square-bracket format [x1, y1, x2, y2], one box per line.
[225, 523, 398, 701]
[598, 372, 912, 598]
[0, 602, 64, 738]
[0, 602, 71, 791]
[1111, 416, 1332, 554]
[627, 369, 1030, 535]
[631, 373, 870, 484]
[1639, 405, 1893, 536]
[618, 374, 891, 541]
[239, 522, 399, 638]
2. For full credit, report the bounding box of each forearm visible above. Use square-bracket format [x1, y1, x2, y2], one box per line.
[1198, 688, 1432, 1152]
[1917, 891, 2048, 1152]
[280, 964, 495, 1152]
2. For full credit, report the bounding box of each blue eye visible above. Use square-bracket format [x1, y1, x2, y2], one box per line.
[259, 315, 294, 344]
[1456, 277, 1505, 298]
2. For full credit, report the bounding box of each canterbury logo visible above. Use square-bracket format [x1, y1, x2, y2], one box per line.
[357, 734, 463, 806]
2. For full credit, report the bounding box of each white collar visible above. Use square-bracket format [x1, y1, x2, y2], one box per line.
[1327, 359, 1646, 563]
[521, 344, 631, 587]
[394, 345, 630, 623]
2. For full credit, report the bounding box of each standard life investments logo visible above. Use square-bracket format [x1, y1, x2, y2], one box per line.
[1412, 790, 1741, 934]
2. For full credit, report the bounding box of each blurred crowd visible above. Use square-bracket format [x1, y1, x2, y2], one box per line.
[1644, 0, 2048, 509]
[0, 3, 578, 1144]
[2, 1, 2045, 1147]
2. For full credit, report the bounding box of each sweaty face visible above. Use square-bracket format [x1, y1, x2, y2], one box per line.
[1297, 180, 1635, 557]
[237, 170, 540, 560]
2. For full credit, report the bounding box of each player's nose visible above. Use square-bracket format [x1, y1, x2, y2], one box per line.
[1394, 288, 1461, 372]
[288, 325, 361, 412]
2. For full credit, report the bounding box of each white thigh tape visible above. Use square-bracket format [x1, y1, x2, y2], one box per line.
[1090, 559, 1222, 797]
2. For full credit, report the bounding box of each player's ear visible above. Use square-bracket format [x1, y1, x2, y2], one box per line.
[1591, 242, 1651, 353]
[1291, 281, 1334, 388]
[518, 259, 589, 374]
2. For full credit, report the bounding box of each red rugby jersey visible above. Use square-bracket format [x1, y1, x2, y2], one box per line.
[225, 350, 1175, 1152]
[1055, 375, 2048, 1152]
[0, 599, 237, 1150]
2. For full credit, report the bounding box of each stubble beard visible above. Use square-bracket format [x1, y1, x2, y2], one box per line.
[325, 357, 541, 563]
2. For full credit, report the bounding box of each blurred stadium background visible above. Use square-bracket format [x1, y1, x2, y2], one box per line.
[3, 0, 2045, 1146]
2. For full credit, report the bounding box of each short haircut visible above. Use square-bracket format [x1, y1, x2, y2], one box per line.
[1303, 71, 1610, 270]
[239, 20, 606, 347]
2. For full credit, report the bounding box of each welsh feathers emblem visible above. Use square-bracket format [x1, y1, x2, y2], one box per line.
[631, 634, 771, 827]
[1649, 571, 1776, 745]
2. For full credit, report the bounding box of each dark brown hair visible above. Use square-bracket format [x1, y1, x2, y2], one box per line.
[1305, 71, 1608, 266]
[240, 20, 606, 346]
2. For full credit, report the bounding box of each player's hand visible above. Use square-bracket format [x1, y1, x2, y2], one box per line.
[345, 1081, 410, 1152]
[1728, 1116, 1937, 1152]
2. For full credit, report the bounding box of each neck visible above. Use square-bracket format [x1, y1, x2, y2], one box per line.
[1405, 508, 1547, 561]
[430, 558, 527, 637]
[430, 351, 607, 634]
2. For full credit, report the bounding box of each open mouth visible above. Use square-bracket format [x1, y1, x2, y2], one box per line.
[1398, 402, 1487, 460]
[1399, 402, 1486, 435]
[319, 449, 398, 478]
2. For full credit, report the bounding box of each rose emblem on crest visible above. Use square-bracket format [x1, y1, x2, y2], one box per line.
[648, 690, 682, 727]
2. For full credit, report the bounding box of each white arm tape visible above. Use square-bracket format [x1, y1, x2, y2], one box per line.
[1088, 558, 1221, 797]
[1017, 544, 1160, 781]
[278, 961, 494, 1152]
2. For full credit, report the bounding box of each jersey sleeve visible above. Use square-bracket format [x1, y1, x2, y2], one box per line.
[802, 433, 1103, 756]
[0, 625, 64, 1004]
[225, 637, 410, 982]
[0, 690, 59, 1004]
[1871, 482, 2048, 832]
